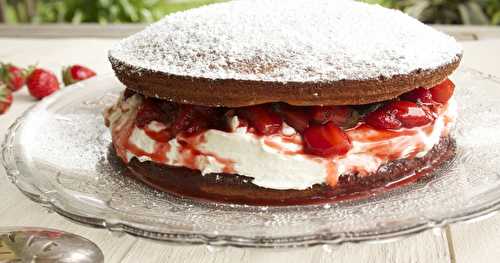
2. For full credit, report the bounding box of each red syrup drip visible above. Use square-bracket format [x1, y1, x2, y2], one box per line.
[111, 117, 135, 162]
[262, 137, 303, 155]
[346, 122, 437, 160]
[143, 127, 171, 143]
[111, 117, 172, 164]
[172, 134, 237, 174]
[281, 134, 303, 145]
[325, 162, 338, 187]
[119, 125, 238, 174]
[347, 124, 419, 142]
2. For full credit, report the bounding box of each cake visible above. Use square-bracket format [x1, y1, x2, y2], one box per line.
[105, 0, 462, 205]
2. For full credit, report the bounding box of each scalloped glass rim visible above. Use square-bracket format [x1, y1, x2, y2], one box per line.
[3, 68, 500, 248]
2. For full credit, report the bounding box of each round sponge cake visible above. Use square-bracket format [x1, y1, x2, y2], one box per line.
[109, 0, 462, 107]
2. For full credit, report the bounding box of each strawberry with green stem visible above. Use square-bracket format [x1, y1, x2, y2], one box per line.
[62, 65, 96, 85]
[27, 68, 60, 100]
[0, 83, 13, 114]
[0, 63, 27, 92]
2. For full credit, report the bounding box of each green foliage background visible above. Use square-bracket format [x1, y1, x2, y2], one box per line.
[2, 0, 500, 25]
[364, 0, 500, 25]
[3, 0, 224, 23]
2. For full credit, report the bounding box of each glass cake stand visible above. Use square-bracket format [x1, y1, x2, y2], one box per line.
[3, 68, 500, 248]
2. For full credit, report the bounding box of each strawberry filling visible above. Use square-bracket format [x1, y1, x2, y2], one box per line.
[127, 78, 455, 158]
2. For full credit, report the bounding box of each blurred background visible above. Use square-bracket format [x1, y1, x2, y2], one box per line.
[0, 0, 499, 25]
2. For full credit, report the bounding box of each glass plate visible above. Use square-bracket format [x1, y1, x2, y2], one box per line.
[3, 68, 500, 248]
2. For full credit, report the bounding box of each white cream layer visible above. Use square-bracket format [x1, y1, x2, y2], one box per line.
[107, 94, 456, 190]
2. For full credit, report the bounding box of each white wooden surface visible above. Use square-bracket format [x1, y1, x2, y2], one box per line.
[1, 24, 499, 40]
[0, 31, 500, 263]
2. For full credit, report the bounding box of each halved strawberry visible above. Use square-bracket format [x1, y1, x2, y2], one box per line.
[401, 87, 434, 104]
[138, 102, 215, 137]
[172, 105, 217, 135]
[302, 122, 352, 157]
[311, 106, 354, 127]
[429, 79, 455, 104]
[237, 105, 282, 135]
[365, 101, 433, 129]
[62, 65, 96, 85]
[364, 106, 402, 129]
[394, 101, 434, 128]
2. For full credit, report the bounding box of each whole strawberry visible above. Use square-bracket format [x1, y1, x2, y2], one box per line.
[62, 65, 96, 85]
[0, 83, 13, 115]
[27, 68, 60, 100]
[0, 63, 26, 92]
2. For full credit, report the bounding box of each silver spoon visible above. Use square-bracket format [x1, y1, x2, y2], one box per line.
[0, 227, 104, 263]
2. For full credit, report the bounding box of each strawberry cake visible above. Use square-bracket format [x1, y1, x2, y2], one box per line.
[105, 0, 462, 205]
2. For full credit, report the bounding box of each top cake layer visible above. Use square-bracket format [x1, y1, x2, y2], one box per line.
[109, 0, 461, 83]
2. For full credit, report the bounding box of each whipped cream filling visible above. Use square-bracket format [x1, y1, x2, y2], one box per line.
[106, 94, 457, 190]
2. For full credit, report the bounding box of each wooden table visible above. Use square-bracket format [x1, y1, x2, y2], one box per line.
[1, 25, 500, 263]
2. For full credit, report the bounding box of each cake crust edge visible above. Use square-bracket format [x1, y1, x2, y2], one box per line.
[109, 55, 461, 107]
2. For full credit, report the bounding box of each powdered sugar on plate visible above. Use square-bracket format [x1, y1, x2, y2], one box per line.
[109, 0, 462, 83]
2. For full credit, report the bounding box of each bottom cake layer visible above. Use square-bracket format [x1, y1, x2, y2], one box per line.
[118, 136, 455, 206]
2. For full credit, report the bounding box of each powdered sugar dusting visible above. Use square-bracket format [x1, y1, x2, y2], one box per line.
[109, 0, 462, 83]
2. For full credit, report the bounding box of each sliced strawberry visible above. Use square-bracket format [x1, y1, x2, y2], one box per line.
[184, 117, 209, 135]
[0, 84, 13, 114]
[171, 105, 216, 136]
[311, 106, 354, 126]
[135, 99, 164, 128]
[63, 65, 96, 85]
[311, 106, 334, 124]
[302, 122, 352, 157]
[276, 104, 311, 132]
[365, 101, 433, 129]
[401, 87, 434, 104]
[429, 79, 455, 104]
[393, 101, 434, 128]
[237, 105, 282, 135]
[171, 106, 197, 133]
[138, 101, 214, 137]
[365, 106, 402, 129]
